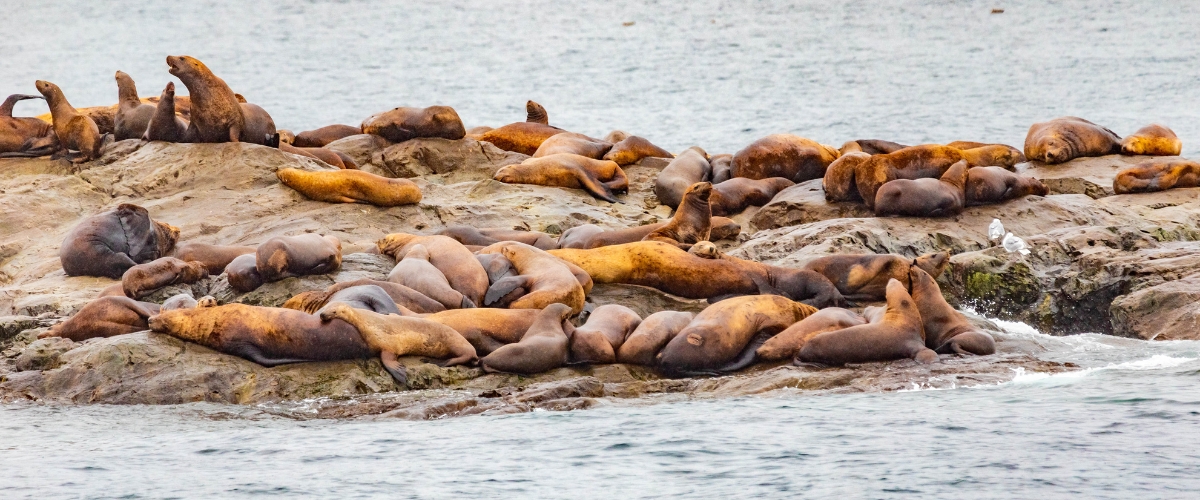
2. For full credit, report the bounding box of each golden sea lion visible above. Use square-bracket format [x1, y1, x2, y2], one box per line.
[731, 134, 840, 183]
[1113, 159, 1200, 194]
[377, 233, 490, 306]
[801, 251, 949, 302]
[1120, 124, 1182, 156]
[255, 233, 341, 282]
[360, 105, 465, 143]
[654, 146, 710, 209]
[121, 257, 208, 299]
[39, 296, 160, 341]
[946, 141, 1026, 164]
[142, 82, 188, 142]
[494, 153, 628, 203]
[276, 168, 421, 206]
[1024, 116, 1122, 164]
[477, 100, 564, 155]
[755, 307, 866, 361]
[854, 145, 1020, 208]
[839, 139, 909, 155]
[224, 254, 263, 293]
[436, 226, 558, 250]
[479, 241, 587, 314]
[387, 244, 474, 309]
[569, 304, 641, 364]
[173, 242, 256, 274]
[965, 166, 1047, 206]
[0, 94, 58, 157]
[709, 153, 733, 184]
[615, 310, 695, 366]
[319, 303, 478, 386]
[59, 204, 180, 279]
[909, 267, 995, 355]
[293, 124, 361, 147]
[419, 308, 548, 356]
[822, 151, 870, 202]
[602, 135, 674, 165]
[282, 278, 445, 314]
[797, 279, 938, 365]
[657, 295, 816, 376]
[480, 303, 573, 374]
[113, 71, 156, 141]
[643, 181, 712, 249]
[874, 160, 969, 217]
[709, 177, 794, 216]
[533, 132, 612, 159]
[556, 216, 740, 250]
[34, 80, 100, 163]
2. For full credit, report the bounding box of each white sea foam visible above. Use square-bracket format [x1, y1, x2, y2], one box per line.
[1006, 355, 1198, 386]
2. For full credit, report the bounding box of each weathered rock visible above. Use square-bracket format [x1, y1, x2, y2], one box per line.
[1019, 155, 1168, 198]
[363, 137, 527, 182]
[1110, 274, 1200, 340]
[0, 315, 56, 342]
[13, 337, 75, 371]
[323, 133, 391, 168]
[206, 252, 393, 306]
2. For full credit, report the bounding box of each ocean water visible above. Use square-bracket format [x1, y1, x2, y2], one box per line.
[3, 1, 1200, 498]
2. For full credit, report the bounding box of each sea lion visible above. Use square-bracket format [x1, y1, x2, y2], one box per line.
[800, 251, 949, 302]
[436, 226, 558, 250]
[839, 139, 909, 155]
[854, 145, 1020, 208]
[377, 233, 490, 306]
[276, 168, 421, 206]
[709, 177, 794, 216]
[1024, 116, 1122, 164]
[654, 146, 710, 209]
[419, 308, 547, 355]
[121, 257, 208, 299]
[604, 130, 629, 143]
[465, 126, 493, 140]
[477, 100, 564, 155]
[1113, 159, 1200, 194]
[161, 293, 199, 311]
[796, 279, 938, 365]
[113, 71, 156, 141]
[480, 303, 573, 374]
[0, 93, 40, 117]
[731, 134, 840, 183]
[224, 254, 264, 293]
[643, 181, 712, 249]
[319, 303, 478, 385]
[39, 296, 161, 341]
[657, 295, 816, 376]
[34, 80, 100, 163]
[569, 304, 641, 364]
[0, 94, 58, 157]
[822, 151, 870, 202]
[142, 82, 188, 142]
[1120, 124, 1182, 156]
[173, 242, 256, 274]
[874, 160, 968, 217]
[965, 166, 1047, 206]
[166, 55, 252, 143]
[615, 311, 695, 366]
[494, 153, 628, 203]
[947, 141, 1026, 164]
[557, 216, 741, 250]
[533, 132, 612, 159]
[909, 266, 996, 355]
[755, 307, 866, 361]
[602, 135, 674, 165]
[293, 124, 361, 148]
[477, 253, 517, 283]
[255, 233, 341, 282]
[240, 102, 278, 146]
[479, 241, 587, 314]
[360, 105, 465, 143]
[59, 204, 180, 279]
[283, 279, 445, 315]
[279, 143, 347, 168]
[387, 244, 474, 309]
[709, 153, 733, 184]
[149, 303, 372, 365]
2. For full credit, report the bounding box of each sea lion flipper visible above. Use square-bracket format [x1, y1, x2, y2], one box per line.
[574, 171, 619, 202]
[485, 275, 532, 306]
[234, 345, 308, 367]
[716, 332, 771, 373]
[460, 296, 477, 309]
[380, 351, 409, 387]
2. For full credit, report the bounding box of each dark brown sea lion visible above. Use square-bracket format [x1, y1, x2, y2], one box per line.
[319, 303, 478, 385]
[35, 80, 101, 163]
[173, 242, 256, 274]
[113, 71, 156, 141]
[654, 146, 710, 209]
[377, 233, 489, 306]
[756, 307, 866, 361]
[387, 244, 473, 309]
[223, 254, 264, 293]
[436, 226, 558, 250]
[709, 153, 733, 184]
[602, 135, 674, 165]
[121, 257, 208, 299]
[533, 132, 612, 159]
[965, 166, 1047, 206]
[1113, 159, 1200, 194]
[282, 278, 445, 314]
[420, 308, 547, 355]
[854, 145, 1020, 208]
[1024, 116, 1122, 164]
[909, 267, 995, 355]
[1120, 124, 1182, 156]
[556, 216, 740, 250]
[360, 105, 465, 143]
[709, 177, 794, 216]
[796, 279, 938, 365]
[874, 160, 968, 217]
[255, 234, 341, 282]
[839, 139, 909, 155]
[822, 151, 870, 202]
[480, 303, 573, 374]
[477, 100, 564, 155]
[293, 124, 361, 147]
[0, 94, 58, 157]
[494, 154, 628, 202]
[731, 134, 840, 183]
[479, 241, 587, 314]
[167, 55, 271, 144]
[615, 311, 695, 366]
[142, 82, 188, 142]
[276, 168, 421, 206]
[657, 295, 816, 376]
[240, 102, 278, 146]
[279, 143, 347, 168]
[643, 181, 712, 249]
[569, 304, 641, 364]
[800, 251, 949, 302]
[39, 296, 161, 341]
[59, 204, 180, 279]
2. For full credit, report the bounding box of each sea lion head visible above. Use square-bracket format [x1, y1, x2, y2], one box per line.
[34, 80, 59, 98]
[281, 290, 328, 314]
[163, 81, 175, 97]
[689, 241, 719, 259]
[914, 252, 950, 278]
[1018, 175, 1049, 197]
[493, 165, 519, 184]
[908, 265, 935, 293]
[1040, 137, 1074, 164]
[376, 233, 417, 258]
[166, 55, 210, 80]
[684, 181, 713, 203]
[153, 220, 181, 256]
[318, 302, 354, 324]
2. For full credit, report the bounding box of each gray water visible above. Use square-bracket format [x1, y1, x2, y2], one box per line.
[4, 1, 1200, 498]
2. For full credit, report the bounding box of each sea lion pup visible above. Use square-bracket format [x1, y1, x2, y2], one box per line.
[319, 303, 478, 385]
[909, 267, 995, 355]
[121, 257, 208, 299]
[436, 226, 558, 250]
[709, 177, 795, 216]
[533, 132, 612, 159]
[161, 293, 199, 311]
[150, 303, 371, 365]
[854, 144, 1018, 208]
[112, 71, 156, 141]
[731, 134, 841, 183]
[293, 124, 361, 147]
[557, 216, 741, 250]
[602, 135, 674, 165]
[283, 279, 445, 314]
[477, 100, 565, 155]
[796, 279, 937, 365]
[1113, 159, 1200, 194]
[59, 204, 180, 279]
[570, 304, 642, 364]
[480, 303, 574, 374]
[142, 82, 188, 142]
[39, 296, 161, 341]
[387, 244, 474, 309]
[657, 295, 816, 376]
[1120, 124, 1182, 156]
[275, 168, 421, 206]
[0, 94, 58, 157]
[839, 139, 909, 155]
[377, 233, 489, 306]
[800, 251, 949, 302]
[643, 181, 712, 250]
[616, 311, 695, 366]
[874, 160, 969, 217]
[360, 105, 466, 143]
[278, 143, 347, 168]
[478, 241, 587, 314]
[34, 80, 100, 163]
[654, 146, 711, 209]
[823, 151, 870, 202]
[173, 242, 256, 274]
[494, 154, 629, 203]
[755, 307, 866, 361]
[709, 153, 733, 184]
[965, 166, 1047, 206]
[1024, 116, 1122, 164]
[224, 254, 264, 293]
[255, 233, 341, 282]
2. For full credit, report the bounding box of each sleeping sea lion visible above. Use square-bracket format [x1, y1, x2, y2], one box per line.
[709, 153, 733, 184]
[34, 80, 101, 163]
[224, 254, 264, 293]
[556, 216, 740, 250]
[965, 166, 1047, 206]
[0, 94, 58, 157]
[839, 139, 909, 155]
[602, 135, 673, 165]
[731, 134, 840, 183]
[479, 241, 587, 314]
[59, 204, 180, 279]
[643, 181, 712, 249]
[255, 233, 341, 282]
[477, 100, 565, 155]
[276, 168, 421, 206]
[1024, 116, 1122, 164]
[615, 311, 695, 366]
[874, 160, 968, 217]
[854, 145, 1020, 208]
[142, 82, 188, 142]
[800, 251, 949, 302]
[173, 242, 256, 274]
[656, 295, 816, 376]
[480, 303, 573, 374]
[293, 124, 362, 147]
[377, 233, 490, 306]
[1120, 124, 1182, 156]
[709, 177, 794, 216]
[113, 71, 156, 141]
[282, 278, 445, 315]
[822, 151, 870, 202]
[121, 257, 208, 299]
[436, 226, 558, 250]
[494, 153, 628, 202]
[796, 279, 937, 365]
[161, 293, 199, 311]
[387, 244, 473, 309]
[1113, 159, 1200, 194]
[755, 307, 866, 361]
[420, 308, 548, 356]
[39, 296, 161, 341]
[319, 303, 478, 386]
[654, 146, 710, 209]
[909, 266, 996, 355]
[569, 304, 641, 364]
[533, 132, 612, 159]
[360, 105, 466, 143]
[279, 143, 347, 168]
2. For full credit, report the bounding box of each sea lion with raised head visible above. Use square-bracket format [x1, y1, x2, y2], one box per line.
[1024, 116, 1122, 164]
[319, 303, 478, 385]
[173, 242, 255, 274]
[121, 257, 208, 299]
[283, 279, 445, 315]
[477, 100, 564, 155]
[113, 71, 156, 141]
[654, 146, 710, 209]
[569, 304, 641, 364]
[276, 168, 421, 206]
[755, 307, 866, 361]
[709, 177, 794, 216]
[479, 241, 587, 314]
[142, 82, 188, 142]
[224, 254, 264, 293]
[480, 303, 574, 374]
[437, 226, 558, 250]
[255, 233, 341, 282]
[965, 166, 1047, 206]
[293, 124, 361, 148]
[643, 181, 712, 249]
[909, 266, 995, 355]
[387, 244, 474, 309]
[615, 311, 695, 366]
[533, 132, 612, 159]
[557, 216, 741, 250]
[166, 55, 252, 143]
[494, 153, 628, 202]
[0, 94, 58, 157]
[59, 204, 180, 279]
[657, 295, 816, 376]
[360, 105, 466, 143]
[377, 233, 490, 306]
[874, 160, 969, 217]
[1113, 159, 1200, 194]
[602, 135, 674, 165]
[1120, 124, 1182, 156]
[34, 80, 100, 163]
[39, 296, 161, 341]
[731, 134, 840, 183]
[800, 251, 949, 302]
[797, 279, 937, 365]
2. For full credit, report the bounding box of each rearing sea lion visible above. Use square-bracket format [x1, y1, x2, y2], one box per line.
[166, 55, 276, 145]
[1024, 116, 1122, 164]
[1120, 124, 1182, 156]
[643, 181, 712, 250]
[142, 82, 188, 142]
[909, 266, 995, 355]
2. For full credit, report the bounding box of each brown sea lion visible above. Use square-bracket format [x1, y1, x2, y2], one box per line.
[279, 143, 347, 168]
[173, 243, 256, 274]
[654, 146, 710, 209]
[224, 254, 264, 293]
[255, 233, 341, 282]
[113, 71, 156, 141]
[731, 134, 840, 183]
[615, 311, 695, 366]
[822, 151, 870, 202]
[602, 135, 674, 165]
[293, 124, 361, 147]
[161, 293, 199, 311]
[34, 80, 100, 163]
[311, 285, 403, 316]
[479, 241, 587, 314]
[556, 216, 740, 250]
[121, 257, 208, 299]
[477, 100, 564, 155]
[360, 105, 465, 143]
[480, 303, 573, 374]
[476, 253, 518, 283]
[657, 295, 816, 376]
[533, 132, 612, 159]
[59, 204, 180, 279]
[1113, 159, 1200, 194]
[494, 153, 628, 203]
[1024, 116, 1122, 164]
[0, 94, 58, 157]
[149, 303, 372, 365]
[801, 251, 949, 302]
[643, 182, 712, 249]
[167, 55, 259, 144]
[569, 304, 641, 364]
[1120, 124, 1182, 156]
[839, 139, 909, 155]
[387, 244, 474, 309]
[377, 233, 489, 306]
[855, 145, 1020, 208]
[142, 82, 188, 142]
[709, 153, 733, 184]
[709, 177, 794, 216]
[604, 130, 629, 143]
[319, 303, 478, 385]
[276, 168, 421, 206]
[282, 278, 445, 315]
[946, 141, 1026, 164]
[874, 160, 968, 217]
[436, 226, 558, 250]
[797, 279, 937, 365]
[39, 296, 161, 341]
[240, 102, 278, 146]
[965, 166, 1047, 206]
[420, 308, 548, 356]
[755, 307, 866, 361]
[909, 267, 995, 355]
